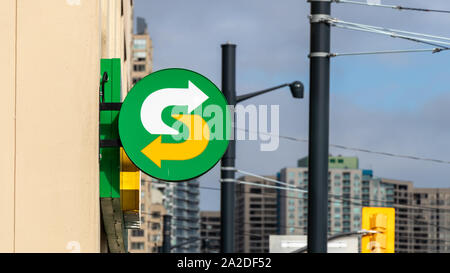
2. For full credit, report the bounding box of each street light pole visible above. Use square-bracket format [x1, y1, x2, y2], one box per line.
[220, 43, 237, 253]
[219, 43, 304, 253]
[308, 0, 331, 253]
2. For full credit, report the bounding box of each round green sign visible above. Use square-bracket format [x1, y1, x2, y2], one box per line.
[119, 68, 231, 182]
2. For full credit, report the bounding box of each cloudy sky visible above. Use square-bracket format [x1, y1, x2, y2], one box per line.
[135, 0, 450, 210]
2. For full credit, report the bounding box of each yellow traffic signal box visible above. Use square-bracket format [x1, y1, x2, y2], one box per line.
[361, 207, 395, 253]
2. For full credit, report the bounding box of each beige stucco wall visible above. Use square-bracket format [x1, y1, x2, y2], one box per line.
[0, 0, 134, 253]
[0, 0, 17, 253]
[0, 0, 101, 253]
[100, 0, 134, 100]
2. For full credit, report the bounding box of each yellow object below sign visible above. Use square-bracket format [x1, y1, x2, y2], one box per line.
[361, 207, 395, 253]
[120, 148, 140, 213]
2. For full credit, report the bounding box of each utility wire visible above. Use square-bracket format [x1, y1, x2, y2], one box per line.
[332, 22, 445, 48]
[331, 48, 443, 57]
[235, 127, 450, 165]
[332, 19, 450, 42]
[229, 168, 443, 212]
[235, 221, 346, 235]
[195, 186, 450, 236]
[201, 184, 450, 214]
[140, 183, 450, 228]
[334, 0, 450, 14]
[331, 19, 450, 48]
[201, 185, 308, 201]
[141, 180, 450, 215]
[228, 168, 450, 213]
[224, 179, 307, 194]
[330, 19, 450, 49]
[234, 168, 306, 191]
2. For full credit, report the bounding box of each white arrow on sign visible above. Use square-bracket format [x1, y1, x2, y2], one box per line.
[140, 81, 209, 135]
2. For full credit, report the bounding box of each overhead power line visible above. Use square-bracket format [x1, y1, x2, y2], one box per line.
[329, 18, 450, 49]
[202, 188, 450, 236]
[334, 0, 450, 14]
[141, 179, 450, 216]
[222, 178, 307, 194]
[201, 184, 450, 213]
[235, 128, 450, 165]
[331, 48, 445, 57]
[223, 167, 305, 191]
[333, 19, 450, 42]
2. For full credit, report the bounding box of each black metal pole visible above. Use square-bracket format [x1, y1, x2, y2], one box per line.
[220, 43, 236, 253]
[308, 1, 331, 253]
[162, 214, 172, 253]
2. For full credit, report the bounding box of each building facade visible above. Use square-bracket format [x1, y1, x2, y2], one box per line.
[131, 17, 153, 86]
[127, 174, 166, 253]
[378, 178, 414, 252]
[153, 180, 201, 253]
[281, 156, 450, 253]
[235, 176, 278, 253]
[380, 179, 450, 253]
[279, 156, 393, 237]
[410, 188, 450, 253]
[200, 211, 221, 253]
[0, 0, 134, 253]
[125, 16, 158, 253]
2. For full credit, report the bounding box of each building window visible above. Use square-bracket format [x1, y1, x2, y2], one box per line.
[152, 235, 161, 242]
[131, 242, 145, 250]
[133, 51, 147, 61]
[132, 229, 144, 237]
[334, 187, 341, 195]
[133, 39, 147, 49]
[134, 64, 146, 72]
[152, 212, 161, 218]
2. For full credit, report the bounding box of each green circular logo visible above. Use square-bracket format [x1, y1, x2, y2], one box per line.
[119, 68, 231, 181]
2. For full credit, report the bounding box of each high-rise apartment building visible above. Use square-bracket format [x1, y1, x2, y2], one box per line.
[279, 156, 393, 237]
[127, 174, 166, 253]
[125, 16, 159, 253]
[131, 17, 153, 86]
[200, 211, 221, 253]
[147, 185, 167, 253]
[378, 178, 414, 252]
[235, 176, 278, 253]
[381, 178, 450, 253]
[281, 156, 450, 253]
[153, 180, 201, 253]
[411, 188, 450, 253]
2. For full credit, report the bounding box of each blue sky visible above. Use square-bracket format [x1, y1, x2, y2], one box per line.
[135, 0, 450, 210]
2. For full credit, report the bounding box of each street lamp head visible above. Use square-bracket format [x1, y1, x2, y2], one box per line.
[289, 81, 304, 99]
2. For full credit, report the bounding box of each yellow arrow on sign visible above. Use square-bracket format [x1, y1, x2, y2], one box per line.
[141, 114, 210, 168]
